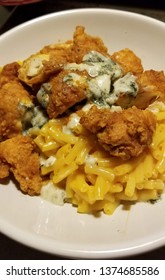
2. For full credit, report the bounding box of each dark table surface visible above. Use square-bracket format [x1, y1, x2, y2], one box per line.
[0, 0, 165, 260]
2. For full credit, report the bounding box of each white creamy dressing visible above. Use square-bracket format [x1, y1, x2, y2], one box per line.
[106, 72, 138, 105]
[41, 181, 66, 205]
[87, 74, 111, 99]
[63, 50, 138, 107]
[85, 154, 97, 166]
[66, 113, 80, 129]
[30, 106, 48, 128]
[62, 113, 80, 134]
[37, 82, 51, 108]
[20, 103, 48, 134]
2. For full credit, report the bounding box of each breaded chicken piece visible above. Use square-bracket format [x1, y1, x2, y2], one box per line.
[72, 26, 108, 63]
[116, 70, 165, 109]
[0, 62, 20, 88]
[111, 48, 143, 76]
[80, 105, 156, 159]
[133, 70, 165, 109]
[18, 53, 64, 87]
[40, 41, 74, 61]
[18, 26, 108, 87]
[0, 135, 42, 195]
[47, 70, 87, 118]
[0, 81, 33, 140]
[19, 40, 74, 87]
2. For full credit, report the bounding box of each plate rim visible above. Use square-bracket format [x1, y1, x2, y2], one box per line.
[1, 215, 165, 259]
[0, 7, 165, 40]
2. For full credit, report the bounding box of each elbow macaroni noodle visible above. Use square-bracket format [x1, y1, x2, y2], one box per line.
[33, 102, 165, 215]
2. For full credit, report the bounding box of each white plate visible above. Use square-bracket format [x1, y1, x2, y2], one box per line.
[0, 8, 165, 259]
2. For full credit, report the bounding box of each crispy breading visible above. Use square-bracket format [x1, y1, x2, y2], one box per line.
[0, 62, 20, 88]
[41, 41, 74, 61]
[133, 70, 165, 109]
[18, 41, 74, 87]
[0, 81, 33, 140]
[0, 135, 42, 195]
[111, 48, 144, 75]
[47, 70, 87, 118]
[80, 105, 156, 159]
[72, 26, 108, 63]
[18, 53, 66, 87]
[116, 70, 165, 109]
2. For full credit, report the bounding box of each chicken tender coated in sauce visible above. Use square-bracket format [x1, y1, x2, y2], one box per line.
[0, 81, 33, 140]
[0, 135, 42, 195]
[80, 105, 156, 160]
[47, 70, 87, 118]
[115, 69, 165, 110]
[18, 53, 65, 87]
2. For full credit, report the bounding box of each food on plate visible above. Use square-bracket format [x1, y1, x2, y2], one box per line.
[0, 81, 34, 140]
[46, 70, 87, 118]
[0, 135, 42, 195]
[0, 26, 165, 215]
[133, 70, 165, 109]
[80, 105, 156, 159]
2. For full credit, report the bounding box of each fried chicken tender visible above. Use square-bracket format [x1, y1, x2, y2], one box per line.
[72, 26, 108, 63]
[47, 70, 87, 118]
[18, 41, 74, 87]
[80, 105, 156, 159]
[0, 135, 42, 195]
[18, 53, 65, 87]
[41, 25, 108, 63]
[0, 81, 33, 140]
[116, 70, 165, 109]
[18, 26, 108, 87]
[0, 62, 20, 88]
[111, 48, 144, 75]
[133, 70, 165, 109]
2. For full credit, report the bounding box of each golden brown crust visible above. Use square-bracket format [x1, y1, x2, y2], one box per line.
[134, 70, 165, 109]
[18, 53, 66, 86]
[0, 135, 42, 195]
[111, 48, 143, 76]
[80, 105, 156, 159]
[47, 70, 87, 118]
[71, 26, 108, 63]
[0, 81, 33, 140]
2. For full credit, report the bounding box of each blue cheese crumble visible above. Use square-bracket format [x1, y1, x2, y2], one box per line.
[63, 50, 138, 107]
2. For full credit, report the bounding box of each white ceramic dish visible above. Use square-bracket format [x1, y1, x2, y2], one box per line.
[0, 8, 165, 259]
